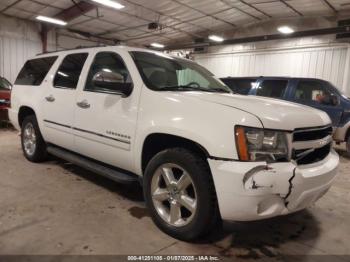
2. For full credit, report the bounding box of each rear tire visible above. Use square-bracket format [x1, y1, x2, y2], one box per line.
[143, 148, 219, 241]
[21, 115, 47, 162]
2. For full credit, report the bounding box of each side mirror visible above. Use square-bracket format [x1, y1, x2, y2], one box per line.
[92, 70, 133, 97]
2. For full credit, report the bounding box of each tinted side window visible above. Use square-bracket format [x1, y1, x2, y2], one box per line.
[257, 80, 288, 98]
[54, 53, 88, 89]
[15, 56, 57, 86]
[85, 52, 132, 93]
[294, 81, 336, 105]
[222, 78, 257, 95]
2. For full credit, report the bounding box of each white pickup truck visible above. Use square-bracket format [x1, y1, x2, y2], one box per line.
[9, 46, 339, 240]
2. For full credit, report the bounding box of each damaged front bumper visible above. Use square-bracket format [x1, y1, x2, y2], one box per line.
[208, 149, 339, 221]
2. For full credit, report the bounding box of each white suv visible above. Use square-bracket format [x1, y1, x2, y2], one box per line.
[9, 46, 339, 240]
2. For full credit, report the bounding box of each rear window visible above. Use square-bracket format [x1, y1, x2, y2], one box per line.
[15, 56, 58, 86]
[221, 78, 257, 95]
[256, 80, 288, 98]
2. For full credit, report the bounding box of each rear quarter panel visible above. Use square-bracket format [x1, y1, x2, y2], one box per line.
[9, 53, 62, 133]
[9, 84, 46, 131]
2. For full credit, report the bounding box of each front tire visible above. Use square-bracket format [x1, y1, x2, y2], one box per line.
[21, 115, 47, 162]
[143, 148, 219, 241]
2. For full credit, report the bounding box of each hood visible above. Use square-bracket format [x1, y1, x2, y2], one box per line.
[180, 92, 331, 130]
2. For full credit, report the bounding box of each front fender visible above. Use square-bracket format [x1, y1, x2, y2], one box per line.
[133, 89, 262, 175]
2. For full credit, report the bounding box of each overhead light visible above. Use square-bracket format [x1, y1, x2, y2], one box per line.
[278, 26, 294, 34]
[36, 15, 67, 26]
[208, 35, 224, 42]
[151, 43, 165, 48]
[91, 0, 125, 9]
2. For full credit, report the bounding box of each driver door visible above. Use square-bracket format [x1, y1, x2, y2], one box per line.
[73, 49, 139, 171]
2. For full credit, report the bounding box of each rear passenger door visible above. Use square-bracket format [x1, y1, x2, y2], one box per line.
[253, 79, 289, 100]
[42, 53, 89, 151]
[291, 80, 343, 126]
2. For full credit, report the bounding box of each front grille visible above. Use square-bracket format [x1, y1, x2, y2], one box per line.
[293, 126, 333, 142]
[291, 125, 332, 165]
[293, 143, 331, 165]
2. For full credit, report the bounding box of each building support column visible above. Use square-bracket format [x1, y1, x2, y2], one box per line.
[40, 24, 48, 53]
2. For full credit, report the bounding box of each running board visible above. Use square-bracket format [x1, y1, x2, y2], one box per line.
[47, 145, 139, 184]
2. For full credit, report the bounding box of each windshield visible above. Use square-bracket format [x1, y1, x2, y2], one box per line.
[130, 51, 231, 93]
[0, 77, 12, 90]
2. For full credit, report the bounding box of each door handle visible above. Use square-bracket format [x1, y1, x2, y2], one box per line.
[77, 100, 90, 109]
[45, 95, 55, 102]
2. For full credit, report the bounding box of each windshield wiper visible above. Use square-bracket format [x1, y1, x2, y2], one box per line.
[159, 85, 231, 93]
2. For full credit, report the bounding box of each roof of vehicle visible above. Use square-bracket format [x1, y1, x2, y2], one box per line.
[34, 45, 184, 61]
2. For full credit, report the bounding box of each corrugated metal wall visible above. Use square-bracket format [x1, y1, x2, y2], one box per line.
[0, 37, 41, 84]
[195, 42, 350, 94]
[0, 14, 57, 84]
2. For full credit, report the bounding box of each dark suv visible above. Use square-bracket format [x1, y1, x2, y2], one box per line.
[221, 76, 350, 154]
[0, 77, 12, 121]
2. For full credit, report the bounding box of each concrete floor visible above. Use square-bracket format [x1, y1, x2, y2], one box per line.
[0, 129, 350, 260]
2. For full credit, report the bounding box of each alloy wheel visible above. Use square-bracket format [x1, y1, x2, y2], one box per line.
[23, 123, 37, 156]
[151, 163, 197, 227]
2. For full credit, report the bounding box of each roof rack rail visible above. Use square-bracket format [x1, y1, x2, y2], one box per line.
[36, 44, 110, 56]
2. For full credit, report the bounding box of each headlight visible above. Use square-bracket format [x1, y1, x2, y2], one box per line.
[235, 126, 289, 162]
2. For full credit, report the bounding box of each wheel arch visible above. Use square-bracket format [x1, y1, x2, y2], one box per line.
[18, 106, 36, 128]
[141, 133, 210, 174]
